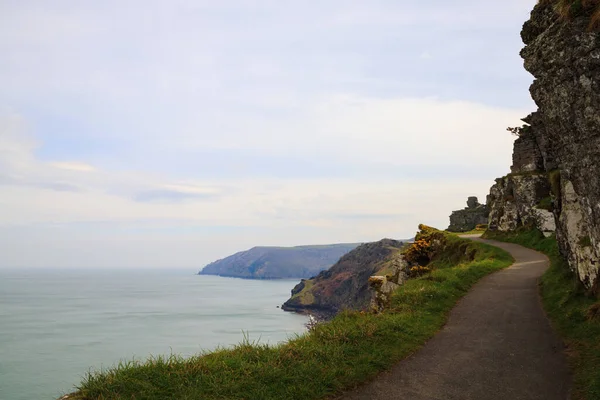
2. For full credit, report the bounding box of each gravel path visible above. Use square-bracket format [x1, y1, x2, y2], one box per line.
[341, 238, 570, 400]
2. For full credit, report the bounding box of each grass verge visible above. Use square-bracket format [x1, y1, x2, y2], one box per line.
[66, 233, 513, 400]
[483, 229, 600, 400]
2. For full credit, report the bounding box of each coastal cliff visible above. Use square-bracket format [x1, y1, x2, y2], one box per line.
[281, 239, 406, 318]
[487, 1, 600, 293]
[199, 243, 359, 279]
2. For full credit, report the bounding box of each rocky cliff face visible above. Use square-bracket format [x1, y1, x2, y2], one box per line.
[486, 128, 555, 235]
[447, 196, 489, 232]
[489, 1, 600, 293]
[281, 239, 406, 318]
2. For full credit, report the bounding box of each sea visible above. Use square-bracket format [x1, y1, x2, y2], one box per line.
[0, 269, 308, 400]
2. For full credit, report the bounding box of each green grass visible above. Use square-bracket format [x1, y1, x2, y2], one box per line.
[483, 228, 600, 400]
[289, 279, 315, 304]
[448, 229, 485, 236]
[536, 196, 554, 211]
[579, 236, 593, 248]
[65, 233, 513, 400]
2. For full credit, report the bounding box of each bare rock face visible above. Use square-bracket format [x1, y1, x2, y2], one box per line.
[489, 2, 600, 293]
[369, 254, 409, 313]
[447, 197, 489, 232]
[487, 170, 554, 234]
[523, 2, 600, 293]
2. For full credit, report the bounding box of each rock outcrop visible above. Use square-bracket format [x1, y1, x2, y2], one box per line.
[281, 239, 406, 318]
[489, 1, 600, 293]
[368, 254, 410, 313]
[486, 130, 555, 235]
[447, 197, 489, 232]
[199, 243, 359, 279]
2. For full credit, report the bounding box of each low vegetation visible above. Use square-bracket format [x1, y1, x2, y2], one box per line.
[536, 196, 554, 211]
[483, 228, 600, 399]
[65, 229, 513, 400]
[454, 225, 488, 236]
[539, 0, 600, 30]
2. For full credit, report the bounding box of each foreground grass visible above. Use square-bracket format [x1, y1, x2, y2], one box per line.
[484, 229, 600, 400]
[68, 236, 512, 400]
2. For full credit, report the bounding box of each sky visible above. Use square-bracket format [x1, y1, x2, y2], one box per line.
[0, 0, 538, 269]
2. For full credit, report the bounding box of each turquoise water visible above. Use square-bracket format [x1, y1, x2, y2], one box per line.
[0, 269, 307, 400]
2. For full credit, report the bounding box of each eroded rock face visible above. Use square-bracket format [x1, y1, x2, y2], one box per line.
[522, 3, 600, 293]
[369, 254, 409, 312]
[447, 197, 489, 232]
[490, 2, 600, 293]
[487, 172, 554, 234]
[556, 178, 599, 290]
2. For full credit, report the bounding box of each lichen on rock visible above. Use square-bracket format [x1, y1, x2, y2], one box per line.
[488, 0, 600, 293]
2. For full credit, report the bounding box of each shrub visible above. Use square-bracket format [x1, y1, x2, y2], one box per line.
[579, 236, 592, 247]
[548, 170, 562, 199]
[409, 266, 431, 278]
[536, 197, 553, 211]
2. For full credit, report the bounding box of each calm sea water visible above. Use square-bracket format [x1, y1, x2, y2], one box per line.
[0, 269, 307, 400]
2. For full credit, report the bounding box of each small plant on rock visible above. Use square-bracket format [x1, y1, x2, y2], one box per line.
[409, 266, 431, 278]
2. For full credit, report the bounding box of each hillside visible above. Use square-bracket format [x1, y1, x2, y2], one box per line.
[281, 239, 407, 318]
[199, 244, 360, 279]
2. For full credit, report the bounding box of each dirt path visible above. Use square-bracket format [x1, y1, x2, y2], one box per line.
[341, 238, 570, 400]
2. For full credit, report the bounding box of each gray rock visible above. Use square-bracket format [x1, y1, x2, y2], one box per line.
[487, 173, 553, 233]
[521, 2, 600, 293]
[489, 2, 600, 293]
[447, 197, 489, 232]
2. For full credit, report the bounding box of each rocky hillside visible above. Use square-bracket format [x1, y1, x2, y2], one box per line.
[199, 243, 359, 279]
[282, 226, 470, 318]
[281, 239, 406, 318]
[487, 1, 600, 293]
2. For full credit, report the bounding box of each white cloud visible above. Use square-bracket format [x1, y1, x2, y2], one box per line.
[0, 0, 539, 268]
[49, 162, 96, 172]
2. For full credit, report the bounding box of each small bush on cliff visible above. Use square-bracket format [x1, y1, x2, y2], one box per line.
[409, 266, 431, 278]
[578, 235, 592, 247]
[536, 196, 553, 211]
[549, 169, 562, 199]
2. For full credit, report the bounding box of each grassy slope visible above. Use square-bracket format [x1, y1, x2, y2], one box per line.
[67, 233, 513, 400]
[483, 229, 600, 400]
